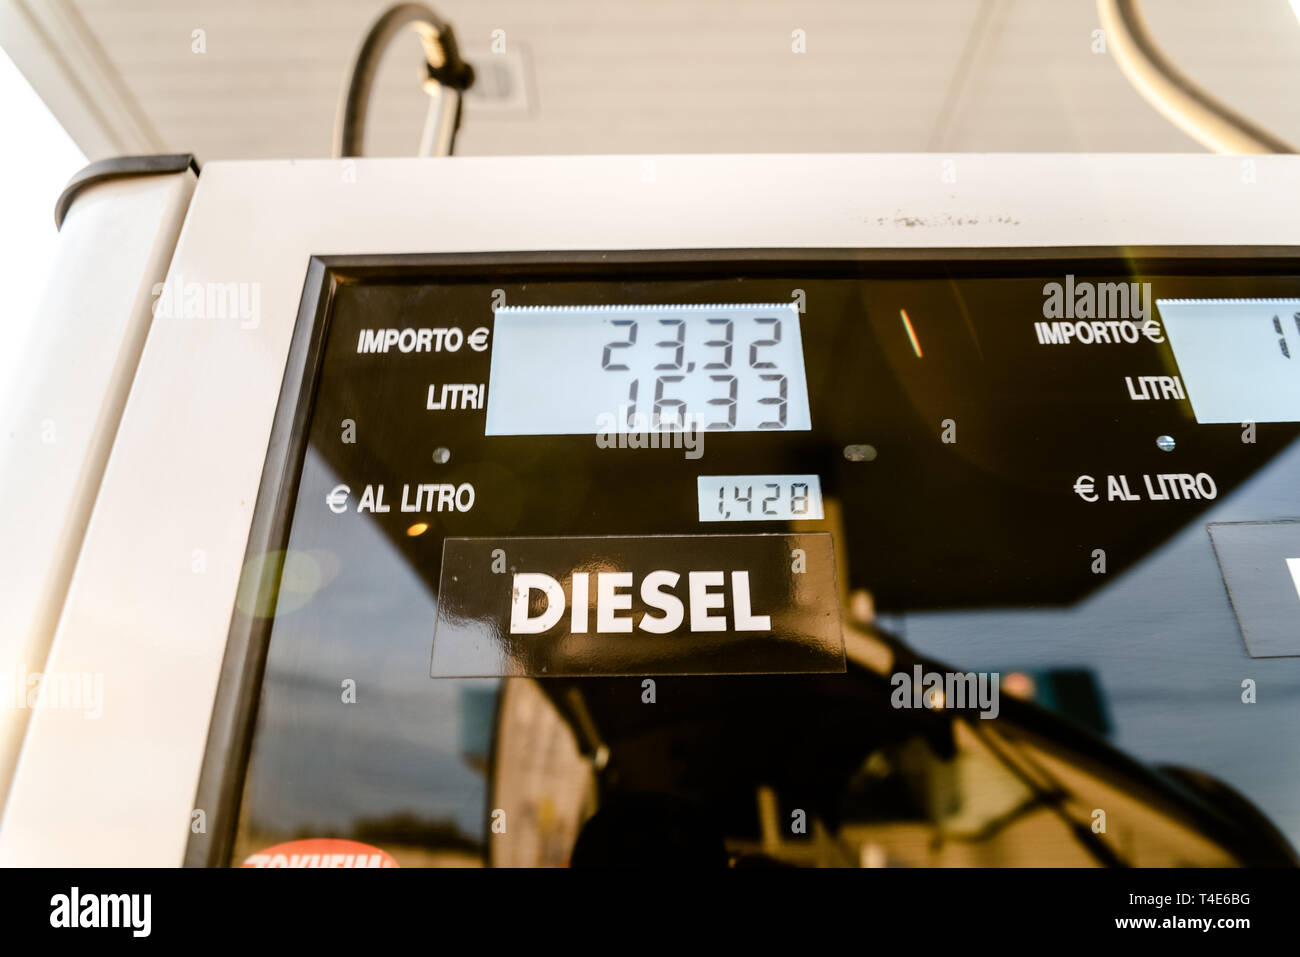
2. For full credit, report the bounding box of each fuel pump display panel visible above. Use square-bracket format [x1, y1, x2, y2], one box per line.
[217, 251, 1300, 868]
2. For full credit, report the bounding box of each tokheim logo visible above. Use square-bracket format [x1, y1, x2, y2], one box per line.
[241, 838, 399, 868]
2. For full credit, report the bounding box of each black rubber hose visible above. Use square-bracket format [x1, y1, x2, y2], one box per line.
[333, 3, 474, 158]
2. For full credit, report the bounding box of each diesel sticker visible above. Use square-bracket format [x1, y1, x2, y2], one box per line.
[431, 533, 845, 677]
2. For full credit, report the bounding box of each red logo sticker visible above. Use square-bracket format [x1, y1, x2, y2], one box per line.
[241, 838, 399, 868]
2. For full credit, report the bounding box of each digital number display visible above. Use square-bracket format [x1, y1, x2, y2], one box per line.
[485, 304, 811, 435]
[697, 475, 824, 522]
[1158, 298, 1300, 423]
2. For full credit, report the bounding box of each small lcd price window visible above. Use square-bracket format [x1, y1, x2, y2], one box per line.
[485, 303, 811, 435]
[697, 474, 824, 523]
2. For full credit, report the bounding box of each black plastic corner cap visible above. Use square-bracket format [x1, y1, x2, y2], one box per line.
[55, 153, 200, 230]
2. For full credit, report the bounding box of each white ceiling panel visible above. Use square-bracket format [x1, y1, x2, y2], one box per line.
[9, 0, 1300, 161]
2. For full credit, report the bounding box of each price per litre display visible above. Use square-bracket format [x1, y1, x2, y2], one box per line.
[697, 475, 824, 523]
[485, 304, 812, 435]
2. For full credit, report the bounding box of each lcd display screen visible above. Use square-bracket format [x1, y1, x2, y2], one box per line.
[696, 474, 824, 522]
[485, 303, 811, 435]
[1158, 298, 1300, 424]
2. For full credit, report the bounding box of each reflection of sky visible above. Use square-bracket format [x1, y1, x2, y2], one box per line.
[241, 448, 496, 839]
[899, 437, 1300, 844]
